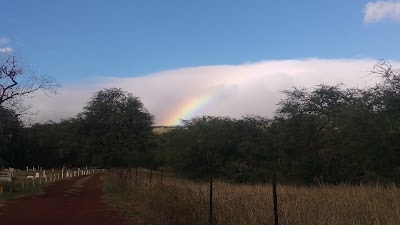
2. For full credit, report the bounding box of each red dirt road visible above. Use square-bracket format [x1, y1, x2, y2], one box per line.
[0, 174, 127, 225]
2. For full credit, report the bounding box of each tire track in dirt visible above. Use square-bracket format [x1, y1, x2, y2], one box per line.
[0, 173, 127, 225]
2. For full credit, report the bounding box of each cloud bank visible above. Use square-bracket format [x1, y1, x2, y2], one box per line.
[0, 47, 13, 53]
[364, 1, 400, 23]
[0, 37, 13, 53]
[27, 59, 397, 126]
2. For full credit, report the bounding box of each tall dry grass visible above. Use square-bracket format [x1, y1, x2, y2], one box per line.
[115, 169, 400, 225]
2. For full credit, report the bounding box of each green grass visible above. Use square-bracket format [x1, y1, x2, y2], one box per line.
[0, 181, 50, 206]
[0, 171, 64, 204]
[0, 169, 64, 202]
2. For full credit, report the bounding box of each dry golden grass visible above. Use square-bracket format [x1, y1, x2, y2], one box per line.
[117, 169, 400, 225]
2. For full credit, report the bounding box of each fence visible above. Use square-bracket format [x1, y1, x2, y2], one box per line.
[0, 171, 13, 182]
[109, 168, 400, 225]
[110, 168, 279, 225]
[0, 167, 101, 197]
[0, 169, 16, 195]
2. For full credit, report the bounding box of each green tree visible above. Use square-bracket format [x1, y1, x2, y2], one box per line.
[78, 88, 155, 167]
[22, 122, 60, 168]
[0, 105, 23, 167]
[159, 115, 275, 182]
[272, 60, 400, 184]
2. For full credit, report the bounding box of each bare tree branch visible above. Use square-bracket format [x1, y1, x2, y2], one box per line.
[0, 51, 61, 116]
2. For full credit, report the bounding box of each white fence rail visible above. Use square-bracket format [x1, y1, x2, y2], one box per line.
[1, 167, 101, 195]
[0, 169, 15, 182]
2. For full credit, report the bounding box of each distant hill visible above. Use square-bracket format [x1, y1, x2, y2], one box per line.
[152, 126, 182, 134]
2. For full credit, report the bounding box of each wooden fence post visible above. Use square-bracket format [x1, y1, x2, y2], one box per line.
[119, 169, 123, 188]
[135, 168, 138, 184]
[150, 168, 153, 190]
[125, 169, 129, 191]
[272, 173, 279, 225]
[9, 179, 13, 194]
[209, 175, 213, 225]
[129, 168, 132, 194]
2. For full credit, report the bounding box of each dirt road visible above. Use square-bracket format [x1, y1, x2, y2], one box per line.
[0, 173, 127, 225]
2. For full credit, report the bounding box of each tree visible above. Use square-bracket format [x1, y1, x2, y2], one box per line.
[160, 115, 274, 182]
[0, 51, 60, 115]
[367, 60, 400, 181]
[272, 61, 400, 184]
[0, 105, 23, 167]
[0, 51, 60, 168]
[78, 88, 155, 167]
[171, 116, 237, 179]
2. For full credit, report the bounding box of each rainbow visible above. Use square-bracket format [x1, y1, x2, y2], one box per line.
[162, 88, 224, 126]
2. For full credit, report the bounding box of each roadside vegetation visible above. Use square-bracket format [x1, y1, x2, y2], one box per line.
[0, 169, 64, 201]
[101, 173, 167, 225]
[0, 182, 44, 203]
[112, 169, 400, 225]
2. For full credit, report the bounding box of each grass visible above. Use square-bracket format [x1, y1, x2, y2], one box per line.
[101, 173, 167, 225]
[0, 181, 48, 206]
[64, 175, 91, 196]
[114, 169, 400, 225]
[0, 169, 65, 203]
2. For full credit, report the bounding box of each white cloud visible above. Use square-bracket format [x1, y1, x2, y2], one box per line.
[26, 59, 398, 126]
[0, 37, 10, 45]
[364, 1, 400, 23]
[0, 47, 13, 53]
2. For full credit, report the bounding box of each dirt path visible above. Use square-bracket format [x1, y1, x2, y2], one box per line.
[0, 173, 128, 225]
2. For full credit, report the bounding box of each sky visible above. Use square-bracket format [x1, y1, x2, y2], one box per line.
[1, 0, 400, 125]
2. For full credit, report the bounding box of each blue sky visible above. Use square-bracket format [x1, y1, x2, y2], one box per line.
[1, 1, 400, 124]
